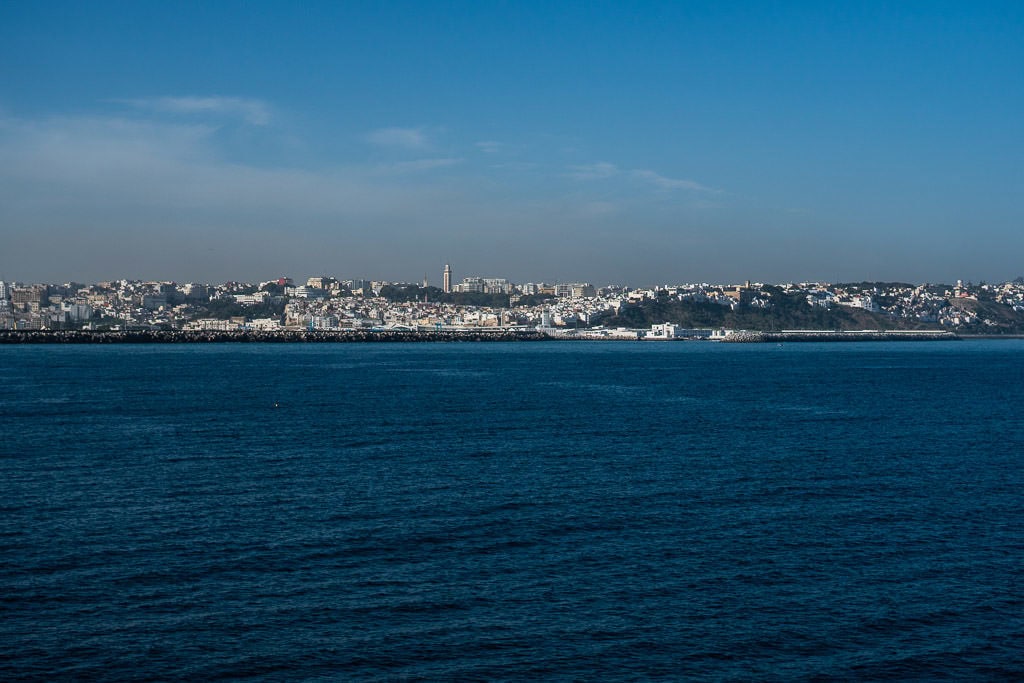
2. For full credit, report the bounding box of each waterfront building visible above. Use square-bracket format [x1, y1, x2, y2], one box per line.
[647, 324, 714, 340]
[185, 318, 242, 331]
[248, 318, 283, 331]
[648, 322, 681, 339]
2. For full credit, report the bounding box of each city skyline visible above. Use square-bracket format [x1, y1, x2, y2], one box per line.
[5, 268, 1024, 337]
[4, 262, 1023, 291]
[2, 2, 1022, 285]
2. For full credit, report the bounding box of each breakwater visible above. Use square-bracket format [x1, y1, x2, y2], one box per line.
[0, 329, 961, 344]
[0, 329, 554, 344]
[722, 330, 958, 342]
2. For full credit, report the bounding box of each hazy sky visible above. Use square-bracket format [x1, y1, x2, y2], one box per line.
[1, 2, 1021, 286]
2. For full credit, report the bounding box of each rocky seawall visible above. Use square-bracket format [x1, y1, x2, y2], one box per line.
[0, 329, 555, 344]
[721, 330, 958, 342]
[0, 329, 961, 344]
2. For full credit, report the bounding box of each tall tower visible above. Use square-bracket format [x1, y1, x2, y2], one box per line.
[443, 264, 452, 294]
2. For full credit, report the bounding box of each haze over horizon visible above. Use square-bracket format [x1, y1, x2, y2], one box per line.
[2, 2, 1021, 286]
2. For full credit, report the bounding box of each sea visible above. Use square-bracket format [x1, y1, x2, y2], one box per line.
[2, 340, 1022, 680]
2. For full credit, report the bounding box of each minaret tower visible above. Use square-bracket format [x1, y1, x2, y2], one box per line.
[443, 264, 452, 294]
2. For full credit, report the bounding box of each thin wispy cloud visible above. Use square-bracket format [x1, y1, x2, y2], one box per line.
[632, 169, 718, 193]
[0, 113, 461, 222]
[118, 96, 272, 125]
[374, 157, 463, 174]
[365, 127, 428, 149]
[1, 111, 629, 281]
[0, 106, 746, 284]
[488, 161, 539, 171]
[566, 161, 619, 180]
[566, 161, 718, 194]
[475, 140, 503, 154]
[579, 200, 618, 216]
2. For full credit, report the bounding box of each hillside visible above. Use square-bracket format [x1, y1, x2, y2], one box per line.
[596, 287, 1024, 333]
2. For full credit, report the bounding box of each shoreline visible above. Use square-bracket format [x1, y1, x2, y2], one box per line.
[0, 328, 983, 344]
[736, 330, 959, 343]
[0, 329, 554, 344]
[955, 334, 1024, 340]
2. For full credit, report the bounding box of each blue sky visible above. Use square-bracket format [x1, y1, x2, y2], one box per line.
[1, 1, 1021, 285]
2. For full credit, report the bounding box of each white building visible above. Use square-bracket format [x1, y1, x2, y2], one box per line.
[61, 302, 93, 322]
[233, 292, 270, 306]
[309, 315, 339, 330]
[453, 277, 511, 294]
[648, 322, 681, 339]
[180, 283, 210, 301]
[185, 318, 242, 331]
[248, 318, 283, 331]
[839, 295, 879, 313]
[285, 286, 327, 300]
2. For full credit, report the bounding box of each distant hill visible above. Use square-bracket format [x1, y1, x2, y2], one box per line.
[596, 287, 1024, 333]
[947, 297, 1024, 334]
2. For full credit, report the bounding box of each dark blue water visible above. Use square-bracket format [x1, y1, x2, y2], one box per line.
[2, 341, 1023, 680]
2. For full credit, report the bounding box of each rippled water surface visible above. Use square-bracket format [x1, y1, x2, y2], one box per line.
[2, 341, 1023, 680]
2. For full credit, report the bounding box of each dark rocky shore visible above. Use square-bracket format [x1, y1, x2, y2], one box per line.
[0, 329, 554, 344]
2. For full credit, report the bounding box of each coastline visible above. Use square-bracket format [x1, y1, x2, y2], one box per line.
[0, 328, 968, 344]
[733, 330, 959, 343]
[956, 334, 1024, 340]
[0, 329, 554, 344]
